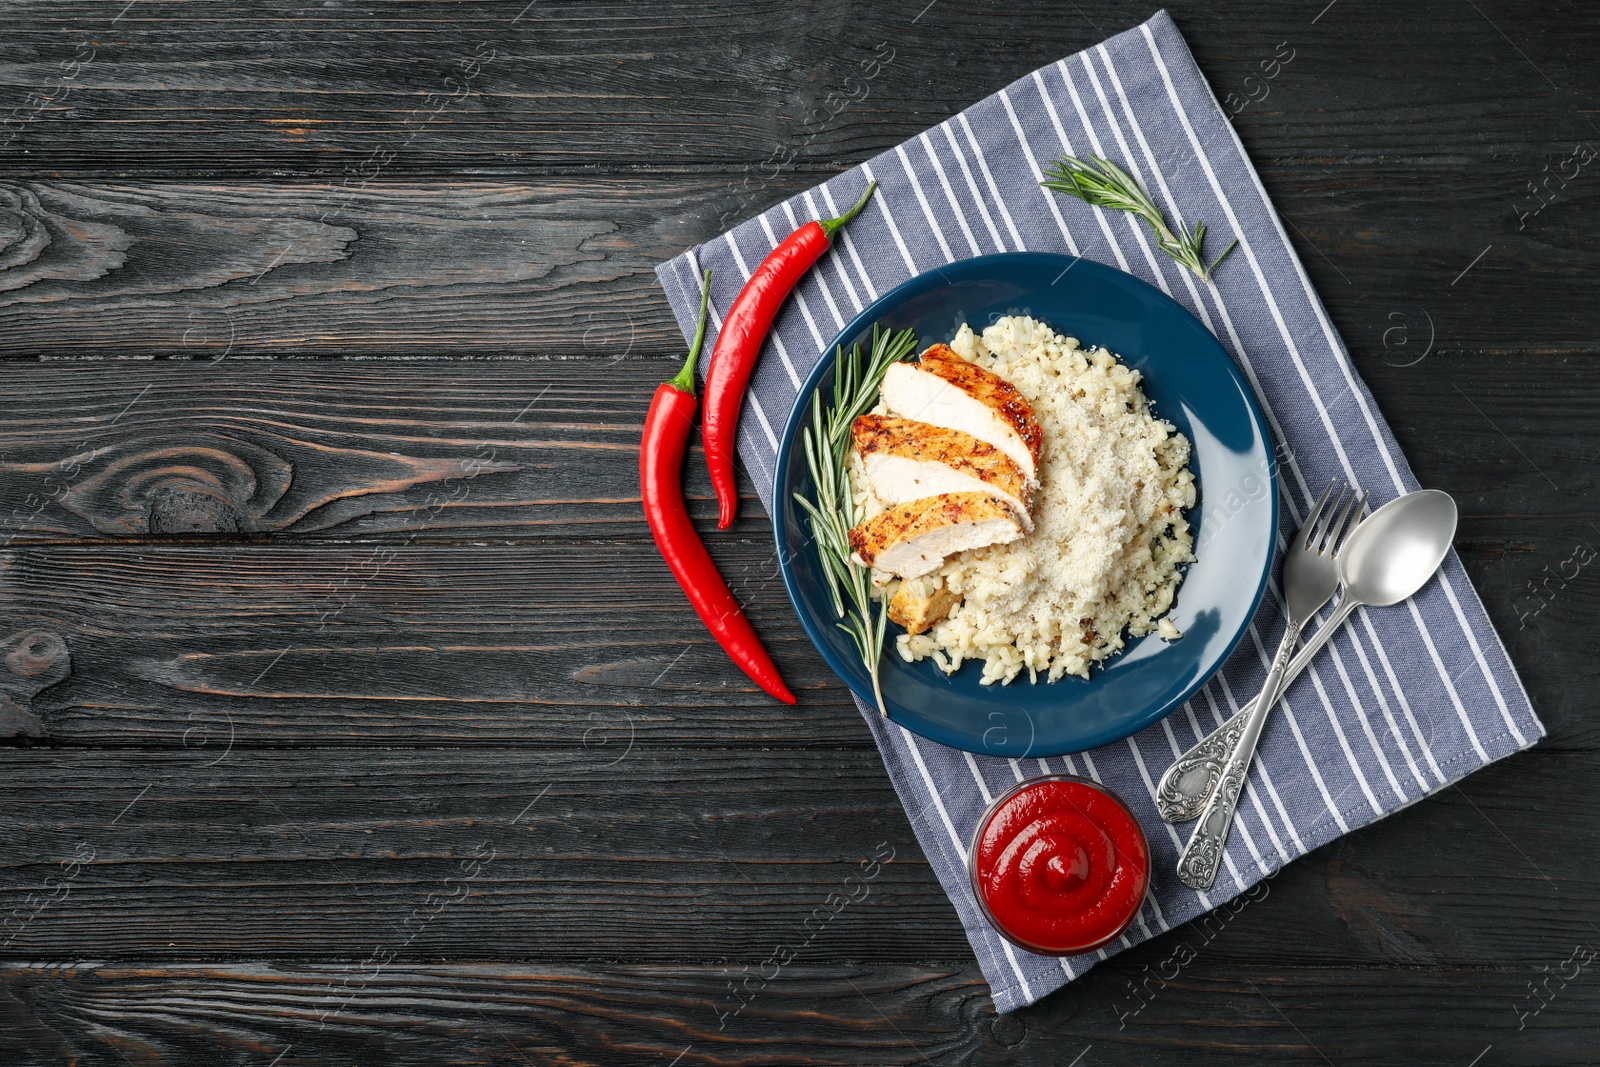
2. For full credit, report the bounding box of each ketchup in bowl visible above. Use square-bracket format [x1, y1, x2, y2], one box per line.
[969, 775, 1150, 956]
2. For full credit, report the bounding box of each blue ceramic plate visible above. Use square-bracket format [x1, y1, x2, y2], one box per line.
[773, 253, 1278, 757]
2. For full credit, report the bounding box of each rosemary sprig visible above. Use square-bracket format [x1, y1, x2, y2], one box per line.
[1041, 154, 1237, 282]
[793, 324, 919, 716]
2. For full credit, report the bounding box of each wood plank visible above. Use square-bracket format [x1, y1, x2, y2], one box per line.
[0, 349, 1595, 543]
[1262, 168, 1599, 363]
[1458, 532, 1598, 738]
[1, 533, 1592, 747]
[0, 540, 854, 746]
[0, 746, 1589, 965]
[0, 1, 1589, 175]
[0, 359, 773, 543]
[0, 168, 1592, 357]
[0, 179, 689, 357]
[0, 962, 995, 1066]
[0, 960, 1595, 1065]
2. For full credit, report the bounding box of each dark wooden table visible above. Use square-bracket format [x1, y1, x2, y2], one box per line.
[0, 2, 1594, 1063]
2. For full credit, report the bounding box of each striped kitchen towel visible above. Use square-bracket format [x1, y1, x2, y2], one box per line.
[654, 8, 1542, 1013]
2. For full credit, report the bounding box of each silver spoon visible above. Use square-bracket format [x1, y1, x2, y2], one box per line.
[1157, 489, 1459, 826]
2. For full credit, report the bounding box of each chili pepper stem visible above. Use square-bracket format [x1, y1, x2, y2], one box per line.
[668, 268, 714, 394]
[819, 181, 877, 241]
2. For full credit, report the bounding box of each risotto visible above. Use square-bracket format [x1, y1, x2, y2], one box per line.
[849, 315, 1196, 684]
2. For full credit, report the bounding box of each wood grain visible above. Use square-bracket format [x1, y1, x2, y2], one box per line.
[0, 628, 70, 738]
[0, 960, 1594, 1066]
[0, 171, 1592, 357]
[0, 748, 947, 961]
[0, 1, 1590, 176]
[0, 539, 859, 746]
[0, 962, 995, 1067]
[0, 360, 779, 544]
[0, 179, 678, 357]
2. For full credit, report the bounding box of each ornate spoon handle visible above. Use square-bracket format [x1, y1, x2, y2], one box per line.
[1156, 599, 1358, 823]
[1156, 712, 1252, 822]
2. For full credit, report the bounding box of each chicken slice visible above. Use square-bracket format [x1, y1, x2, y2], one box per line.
[880, 343, 1043, 481]
[888, 575, 961, 635]
[848, 492, 1024, 579]
[853, 414, 1033, 529]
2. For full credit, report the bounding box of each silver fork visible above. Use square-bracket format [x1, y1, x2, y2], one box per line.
[1175, 479, 1367, 891]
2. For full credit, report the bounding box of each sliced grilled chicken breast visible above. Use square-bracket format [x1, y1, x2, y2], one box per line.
[852, 414, 1033, 529]
[879, 344, 1043, 481]
[848, 492, 1024, 579]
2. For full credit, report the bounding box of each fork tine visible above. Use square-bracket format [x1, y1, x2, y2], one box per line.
[1330, 490, 1368, 555]
[1310, 485, 1349, 553]
[1321, 487, 1359, 554]
[1300, 478, 1338, 550]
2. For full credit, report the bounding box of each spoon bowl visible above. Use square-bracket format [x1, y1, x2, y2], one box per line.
[1340, 489, 1458, 607]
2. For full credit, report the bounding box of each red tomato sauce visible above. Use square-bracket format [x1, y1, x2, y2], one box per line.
[970, 776, 1150, 955]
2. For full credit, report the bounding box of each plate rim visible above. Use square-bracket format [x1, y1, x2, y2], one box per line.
[772, 250, 1279, 755]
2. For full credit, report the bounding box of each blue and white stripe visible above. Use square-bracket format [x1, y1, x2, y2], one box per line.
[655, 9, 1542, 1013]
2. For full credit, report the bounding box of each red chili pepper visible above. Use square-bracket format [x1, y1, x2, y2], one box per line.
[703, 181, 877, 529]
[640, 268, 796, 704]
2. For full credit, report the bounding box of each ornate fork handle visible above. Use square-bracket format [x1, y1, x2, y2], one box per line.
[1176, 622, 1302, 891]
[1172, 747, 1251, 891]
